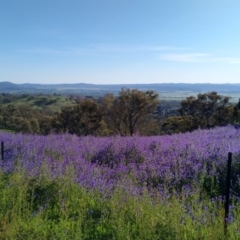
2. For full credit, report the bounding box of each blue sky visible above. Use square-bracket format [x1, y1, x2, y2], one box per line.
[1, 0, 240, 84]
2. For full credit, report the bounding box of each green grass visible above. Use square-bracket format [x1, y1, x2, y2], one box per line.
[2, 95, 76, 113]
[1, 169, 240, 239]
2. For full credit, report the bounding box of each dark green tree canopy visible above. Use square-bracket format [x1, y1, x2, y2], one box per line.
[179, 91, 232, 129]
[101, 88, 159, 136]
[53, 99, 102, 136]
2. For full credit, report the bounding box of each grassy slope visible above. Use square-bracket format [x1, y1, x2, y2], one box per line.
[1, 127, 240, 239]
[1, 95, 77, 113]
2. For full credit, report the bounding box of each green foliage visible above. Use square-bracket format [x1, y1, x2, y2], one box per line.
[0, 104, 51, 134]
[161, 92, 238, 134]
[101, 88, 159, 136]
[232, 98, 240, 124]
[162, 116, 194, 134]
[30, 118, 40, 133]
[1, 169, 240, 239]
[0, 91, 237, 136]
[53, 99, 102, 136]
[179, 91, 233, 131]
[0, 93, 76, 110]
[0, 94, 77, 134]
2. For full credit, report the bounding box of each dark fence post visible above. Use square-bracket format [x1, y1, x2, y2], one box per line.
[224, 152, 232, 234]
[1, 141, 4, 161]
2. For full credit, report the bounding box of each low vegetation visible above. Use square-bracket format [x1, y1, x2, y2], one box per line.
[0, 88, 240, 238]
[0, 126, 240, 238]
[1, 89, 240, 136]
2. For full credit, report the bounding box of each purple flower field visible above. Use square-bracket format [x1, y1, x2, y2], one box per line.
[1, 125, 240, 198]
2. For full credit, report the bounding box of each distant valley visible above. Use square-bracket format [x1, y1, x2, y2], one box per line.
[0, 81, 240, 102]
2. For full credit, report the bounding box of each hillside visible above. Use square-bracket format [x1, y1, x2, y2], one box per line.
[0, 93, 76, 112]
[1, 81, 240, 101]
[0, 126, 240, 238]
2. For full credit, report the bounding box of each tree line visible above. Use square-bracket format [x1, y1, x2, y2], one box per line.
[0, 88, 240, 136]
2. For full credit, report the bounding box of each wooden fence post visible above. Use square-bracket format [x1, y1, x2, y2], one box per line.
[1, 141, 4, 161]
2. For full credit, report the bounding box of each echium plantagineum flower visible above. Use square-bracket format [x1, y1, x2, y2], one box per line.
[1, 125, 240, 198]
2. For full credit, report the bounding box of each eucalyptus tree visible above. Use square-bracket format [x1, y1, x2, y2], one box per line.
[101, 88, 159, 136]
[53, 99, 102, 136]
[179, 91, 232, 129]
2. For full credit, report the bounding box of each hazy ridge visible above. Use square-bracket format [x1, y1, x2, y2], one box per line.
[0, 81, 240, 102]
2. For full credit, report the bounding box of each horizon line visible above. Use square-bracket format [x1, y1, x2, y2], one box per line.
[1, 81, 240, 86]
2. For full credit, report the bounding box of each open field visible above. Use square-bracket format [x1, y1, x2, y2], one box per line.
[1, 82, 239, 102]
[1, 126, 240, 238]
[0, 95, 76, 113]
[158, 91, 240, 102]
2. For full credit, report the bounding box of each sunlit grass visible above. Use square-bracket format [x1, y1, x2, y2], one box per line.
[1, 126, 240, 239]
[0, 169, 239, 239]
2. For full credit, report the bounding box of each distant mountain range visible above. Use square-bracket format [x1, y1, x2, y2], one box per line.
[0, 81, 240, 101]
[1, 81, 240, 92]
